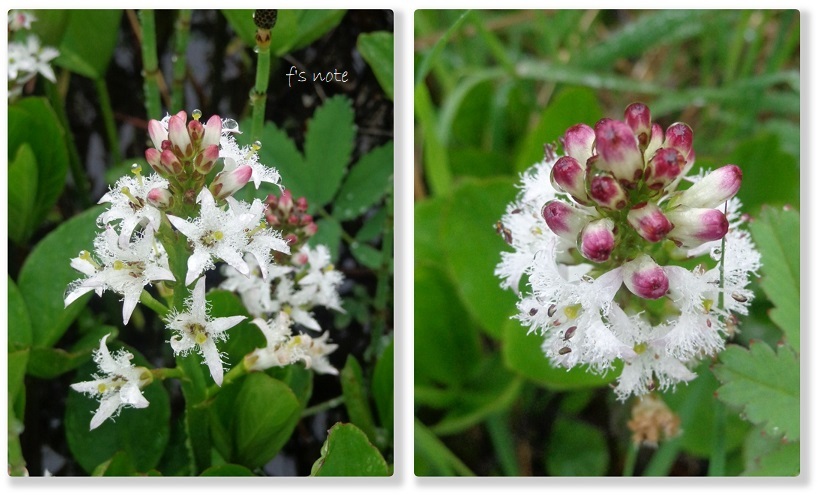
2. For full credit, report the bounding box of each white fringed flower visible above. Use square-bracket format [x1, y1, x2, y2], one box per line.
[97, 172, 169, 246]
[246, 313, 339, 375]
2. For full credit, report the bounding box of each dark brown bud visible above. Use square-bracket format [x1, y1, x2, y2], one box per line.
[253, 10, 278, 30]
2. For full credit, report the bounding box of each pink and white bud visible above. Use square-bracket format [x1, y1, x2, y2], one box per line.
[644, 147, 685, 191]
[627, 202, 673, 243]
[589, 174, 627, 210]
[624, 103, 651, 148]
[563, 124, 596, 166]
[666, 207, 729, 248]
[147, 119, 168, 151]
[551, 156, 589, 202]
[295, 196, 308, 212]
[160, 149, 183, 175]
[644, 123, 664, 160]
[193, 144, 220, 175]
[663, 122, 695, 175]
[168, 115, 193, 159]
[145, 148, 167, 175]
[146, 187, 173, 209]
[304, 222, 318, 236]
[671, 164, 742, 209]
[622, 254, 669, 300]
[202, 115, 222, 148]
[210, 165, 253, 200]
[187, 119, 204, 144]
[593, 118, 644, 185]
[542, 200, 591, 242]
[578, 218, 616, 263]
[279, 190, 294, 213]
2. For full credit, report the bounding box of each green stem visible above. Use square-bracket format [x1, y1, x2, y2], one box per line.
[139, 9, 162, 119]
[623, 442, 638, 476]
[203, 362, 247, 400]
[708, 401, 727, 476]
[171, 9, 192, 112]
[140, 289, 170, 317]
[95, 77, 122, 165]
[178, 354, 212, 474]
[251, 30, 271, 142]
[152, 366, 184, 380]
[486, 412, 520, 476]
[302, 395, 344, 418]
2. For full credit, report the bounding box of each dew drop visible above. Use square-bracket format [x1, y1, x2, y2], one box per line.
[192, 108, 202, 120]
[252, 140, 262, 151]
[222, 119, 239, 133]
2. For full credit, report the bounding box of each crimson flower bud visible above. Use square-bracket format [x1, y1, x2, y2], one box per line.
[589, 174, 627, 210]
[187, 119, 204, 144]
[551, 156, 589, 203]
[670, 164, 742, 209]
[210, 165, 252, 200]
[594, 118, 644, 185]
[663, 122, 695, 175]
[578, 218, 615, 263]
[542, 200, 591, 242]
[627, 202, 673, 243]
[295, 196, 308, 212]
[622, 254, 669, 300]
[644, 147, 685, 191]
[563, 123, 596, 166]
[624, 103, 651, 148]
[666, 207, 729, 248]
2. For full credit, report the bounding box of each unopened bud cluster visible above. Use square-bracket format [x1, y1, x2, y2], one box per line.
[264, 189, 318, 252]
[497, 103, 761, 400]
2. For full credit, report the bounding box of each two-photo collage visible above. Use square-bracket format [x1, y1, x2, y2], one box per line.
[5, 7, 803, 484]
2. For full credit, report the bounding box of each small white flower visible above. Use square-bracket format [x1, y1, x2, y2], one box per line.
[8, 10, 37, 31]
[64, 225, 174, 324]
[226, 196, 290, 278]
[247, 313, 339, 375]
[166, 278, 245, 385]
[98, 173, 169, 246]
[70, 334, 152, 430]
[8, 35, 59, 99]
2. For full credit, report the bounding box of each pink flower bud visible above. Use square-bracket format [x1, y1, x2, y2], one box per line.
[160, 149, 183, 175]
[147, 119, 167, 151]
[551, 156, 589, 202]
[294, 252, 309, 265]
[210, 165, 253, 200]
[644, 147, 685, 191]
[187, 119, 204, 144]
[202, 115, 222, 148]
[266, 194, 278, 206]
[578, 218, 615, 263]
[146, 187, 173, 209]
[295, 196, 308, 212]
[542, 200, 591, 241]
[622, 254, 669, 300]
[666, 207, 729, 248]
[627, 202, 673, 243]
[168, 115, 193, 159]
[284, 233, 298, 246]
[671, 164, 742, 209]
[589, 174, 627, 210]
[624, 103, 651, 147]
[279, 190, 294, 213]
[563, 123, 596, 166]
[194, 144, 220, 174]
[300, 214, 314, 225]
[593, 118, 644, 185]
[663, 122, 695, 175]
[145, 148, 166, 175]
[304, 222, 318, 236]
[266, 213, 280, 226]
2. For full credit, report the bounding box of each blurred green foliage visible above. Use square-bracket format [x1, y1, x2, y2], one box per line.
[414, 9, 799, 476]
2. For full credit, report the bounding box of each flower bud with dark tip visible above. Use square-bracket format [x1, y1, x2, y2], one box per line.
[589, 174, 628, 210]
[253, 9, 278, 30]
[578, 218, 616, 263]
[594, 118, 644, 185]
[551, 156, 589, 203]
[666, 207, 730, 248]
[622, 254, 669, 300]
[187, 119, 204, 145]
[563, 123, 596, 166]
[644, 147, 685, 191]
[663, 122, 695, 171]
[624, 103, 651, 148]
[627, 202, 673, 243]
[542, 200, 591, 242]
[145, 148, 167, 175]
[160, 149, 183, 175]
[670, 164, 742, 209]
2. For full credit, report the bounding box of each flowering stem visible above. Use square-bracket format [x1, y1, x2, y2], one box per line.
[170, 9, 192, 111]
[707, 401, 727, 476]
[140, 290, 170, 317]
[177, 354, 212, 474]
[250, 29, 271, 142]
[139, 9, 162, 119]
[302, 395, 345, 418]
[622, 442, 638, 476]
[152, 366, 184, 380]
[94, 77, 122, 165]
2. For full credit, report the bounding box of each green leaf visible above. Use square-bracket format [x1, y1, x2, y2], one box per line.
[65, 343, 171, 474]
[714, 342, 799, 442]
[54, 10, 122, 79]
[414, 265, 481, 387]
[414, 418, 474, 476]
[18, 205, 107, 348]
[372, 339, 394, 431]
[439, 177, 519, 337]
[91, 451, 138, 476]
[351, 242, 383, 270]
[304, 95, 356, 206]
[26, 326, 114, 379]
[501, 320, 617, 390]
[732, 134, 800, 212]
[8, 350, 29, 410]
[233, 373, 302, 469]
[743, 435, 799, 476]
[8, 98, 69, 242]
[333, 141, 394, 221]
[27, 10, 70, 46]
[749, 206, 800, 348]
[8, 144, 39, 244]
[357, 31, 394, 99]
[8, 277, 32, 352]
[545, 418, 609, 476]
[224, 10, 345, 57]
[341, 356, 378, 444]
[311, 423, 390, 476]
[356, 207, 388, 242]
[309, 217, 343, 263]
[200, 464, 256, 476]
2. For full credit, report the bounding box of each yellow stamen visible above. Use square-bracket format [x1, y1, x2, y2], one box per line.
[633, 343, 648, 354]
[564, 304, 582, 320]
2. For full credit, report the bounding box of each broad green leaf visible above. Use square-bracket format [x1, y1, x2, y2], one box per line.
[732, 135, 800, 212]
[749, 206, 800, 348]
[27, 10, 70, 46]
[355, 207, 388, 242]
[309, 217, 342, 263]
[8, 144, 39, 244]
[54, 10, 122, 79]
[357, 31, 394, 99]
[223, 10, 345, 57]
[341, 356, 378, 444]
[311, 423, 390, 476]
[333, 141, 394, 221]
[372, 339, 394, 431]
[501, 320, 617, 390]
[233, 373, 301, 469]
[715, 342, 799, 442]
[304, 95, 356, 206]
[514, 87, 603, 172]
[351, 242, 383, 270]
[439, 177, 519, 337]
[8, 98, 69, 241]
[91, 451, 138, 476]
[8, 277, 32, 351]
[26, 326, 113, 379]
[545, 418, 608, 476]
[200, 464, 256, 476]
[414, 265, 481, 387]
[18, 205, 107, 348]
[65, 342, 171, 474]
[743, 432, 800, 476]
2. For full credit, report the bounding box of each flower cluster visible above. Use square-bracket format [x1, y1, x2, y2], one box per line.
[496, 103, 760, 400]
[8, 11, 59, 100]
[68, 110, 343, 429]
